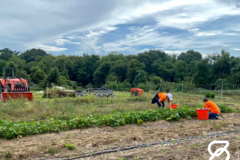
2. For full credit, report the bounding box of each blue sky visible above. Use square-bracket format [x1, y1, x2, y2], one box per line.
[0, 0, 240, 57]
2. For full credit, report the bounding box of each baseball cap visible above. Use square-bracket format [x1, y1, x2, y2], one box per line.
[167, 93, 172, 100]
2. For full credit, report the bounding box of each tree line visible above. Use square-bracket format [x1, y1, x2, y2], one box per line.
[0, 48, 239, 90]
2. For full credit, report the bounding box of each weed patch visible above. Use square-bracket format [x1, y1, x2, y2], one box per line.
[64, 143, 76, 150]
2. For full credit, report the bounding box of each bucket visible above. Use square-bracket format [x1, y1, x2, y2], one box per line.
[196, 109, 209, 120]
[168, 104, 179, 109]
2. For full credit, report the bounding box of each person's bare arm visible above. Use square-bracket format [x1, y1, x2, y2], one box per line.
[159, 99, 163, 107]
[203, 103, 206, 109]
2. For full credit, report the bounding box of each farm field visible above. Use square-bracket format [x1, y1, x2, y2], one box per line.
[0, 91, 240, 159]
[1, 91, 239, 122]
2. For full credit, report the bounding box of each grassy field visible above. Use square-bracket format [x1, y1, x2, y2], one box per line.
[0, 91, 240, 159]
[0, 91, 239, 122]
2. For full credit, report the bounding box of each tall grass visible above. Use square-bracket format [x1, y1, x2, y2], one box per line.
[0, 93, 155, 121]
[0, 91, 239, 122]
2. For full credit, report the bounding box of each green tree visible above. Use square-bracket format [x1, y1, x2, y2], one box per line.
[109, 60, 127, 82]
[5, 61, 18, 78]
[76, 54, 100, 86]
[0, 48, 20, 61]
[53, 55, 73, 79]
[105, 74, 120, 83]
[20, 70, 31, 85]
[173, 61, 189, 82]
[47, 67, 60, 84]
[193, 59, 211, 84]
[133, 70, 147, 86]
[8, 56, 25, 70]
[231, 62, 240, 84]
[212, 50, 231, 81]
[20, 48, 47, 63]
[215, 78, 231, 90]
[177, 50, 202, 64]
[93, 62, 111, 86]
[151, 59, 174, 82]
[24, 61, 38, 74]
[68, 56, 83, 81]
[137, 50, 172, 74]
[127, 59, 145, 83]
[31, 69, 46, 84]
[37, 55, 55, 74]
[0, 60, 7, 75]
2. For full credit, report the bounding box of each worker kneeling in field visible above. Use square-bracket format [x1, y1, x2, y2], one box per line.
[203, 98, 220, 120]
[152, 92, 172, 108]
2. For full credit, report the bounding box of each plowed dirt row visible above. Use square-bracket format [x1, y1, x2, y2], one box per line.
[0, 113, 240, 160]
[90, 134, 240, 160]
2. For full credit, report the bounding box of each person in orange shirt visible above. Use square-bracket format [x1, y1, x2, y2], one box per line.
[203, 98, 220, 120]
[152, 92, 172, 109]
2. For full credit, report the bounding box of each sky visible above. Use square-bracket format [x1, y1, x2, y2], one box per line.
[0, 0, 240, 57]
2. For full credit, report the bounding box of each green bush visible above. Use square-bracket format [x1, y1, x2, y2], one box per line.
[137, 83, 150, 92]
[64, 143, 76, 150]
[218, 104, 236, 113]
[118, 80, 132, 92]
[205, 92, 210, 98]
[210, 92, 215, 99]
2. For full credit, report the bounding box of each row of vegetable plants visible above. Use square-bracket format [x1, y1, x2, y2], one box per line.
[0, 105, 236, 139]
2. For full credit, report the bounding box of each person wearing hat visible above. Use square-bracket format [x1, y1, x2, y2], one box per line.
[202, 98, 220, 119]
[152, 92, 172, 109]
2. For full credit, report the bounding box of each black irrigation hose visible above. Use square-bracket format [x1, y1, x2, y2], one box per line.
[44, 129, 240, 160]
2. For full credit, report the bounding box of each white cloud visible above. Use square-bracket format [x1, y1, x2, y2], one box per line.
[101, 25, 192, 54]
[86, 27, 118, 39]
[164, 50, 183, 55]
[188, 28, 199, 32]
[195, 31, 240, 37]
[196, 32, 218, 36]
[56, 39, 70, 46]
[56, 38, 80, 46]
[155, 0, 240, 29]
[0, 0, 240, 55]
[33, 44, 67, 52]
[234, 48, 240, 50]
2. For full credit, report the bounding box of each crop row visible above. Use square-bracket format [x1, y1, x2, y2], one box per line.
[0, 105, 236, 139]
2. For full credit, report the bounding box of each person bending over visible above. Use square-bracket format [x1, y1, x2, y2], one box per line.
[203, 98, 220, 120]
[152, 92, 172, 109]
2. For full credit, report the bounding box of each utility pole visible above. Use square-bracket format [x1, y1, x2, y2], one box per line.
[117, 81, 118, 96]
[221, 82, 223, 101]
[181, 83, 183, 100]
[47, 82, 48, 99]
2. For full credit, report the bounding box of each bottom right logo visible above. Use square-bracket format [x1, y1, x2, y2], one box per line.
[208, 141, 230, 160]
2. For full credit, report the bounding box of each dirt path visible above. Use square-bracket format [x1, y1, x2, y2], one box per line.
[1, 113, 240, 160]
[95, 134, 240, 160]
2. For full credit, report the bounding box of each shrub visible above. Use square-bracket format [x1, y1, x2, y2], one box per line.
[210, 92, 215, 99]
[4, 151, 12, 158]
[64, 143, 76, 150]
[47, 148, 58, 155]
[223, 90, 234, 96]
[137, 83, 150, 92]
[205, 92, 210, 98]
[118, 80, 132, 92]
[218, 104, 236, 113]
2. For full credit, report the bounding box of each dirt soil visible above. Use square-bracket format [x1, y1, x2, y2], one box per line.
[1, 113, 240, 160]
